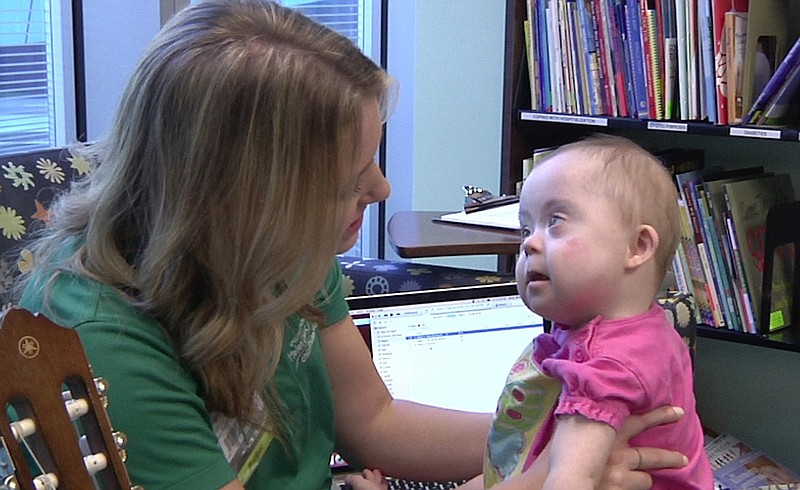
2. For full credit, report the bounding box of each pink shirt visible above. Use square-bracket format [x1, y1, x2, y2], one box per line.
[531, 303, 713, 490]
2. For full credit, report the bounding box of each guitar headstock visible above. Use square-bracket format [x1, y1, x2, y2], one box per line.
[0, 308, 142, 489]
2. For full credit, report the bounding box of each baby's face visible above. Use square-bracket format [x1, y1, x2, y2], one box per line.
[515, 151, 633, 327]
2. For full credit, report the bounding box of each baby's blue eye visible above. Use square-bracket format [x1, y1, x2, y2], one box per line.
[548, 215, 564, 227]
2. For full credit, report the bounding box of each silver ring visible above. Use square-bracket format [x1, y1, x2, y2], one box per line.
[634, 447, 643, 470]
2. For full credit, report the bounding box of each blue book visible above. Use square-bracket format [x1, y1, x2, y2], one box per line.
[614, 0, 637, 116]
[577, 0, 603, 114]
[624, 0, 650, 118]
[536, 0, 552, 111]
[697, 0, 717, 123]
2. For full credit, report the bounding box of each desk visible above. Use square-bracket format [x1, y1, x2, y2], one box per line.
[387, 210, 520, 258]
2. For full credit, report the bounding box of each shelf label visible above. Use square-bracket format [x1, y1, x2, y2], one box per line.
[521, 112, 608, 127]
[647, 121, 688, 132]
[729, 127, 782, 140]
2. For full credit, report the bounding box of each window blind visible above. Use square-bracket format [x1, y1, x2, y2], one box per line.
[283, 0, 361, 47]
[0, 1, 60, 155]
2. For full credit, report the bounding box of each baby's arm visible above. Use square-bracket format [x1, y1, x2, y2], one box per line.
[544, 413, 617, 490]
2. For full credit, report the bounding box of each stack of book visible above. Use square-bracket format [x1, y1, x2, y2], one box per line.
[706, 433, 800, 490]
[671, 157, 796, 335]
[522, 0, 800, 126]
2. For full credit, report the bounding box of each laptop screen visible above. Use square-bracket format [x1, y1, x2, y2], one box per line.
[347, 283, 546, 413]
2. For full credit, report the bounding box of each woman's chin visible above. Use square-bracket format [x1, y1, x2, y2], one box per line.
[336, 234, 359, 254]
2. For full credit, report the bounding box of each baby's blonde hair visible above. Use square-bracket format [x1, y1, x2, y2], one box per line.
[541, 134, 680, 275]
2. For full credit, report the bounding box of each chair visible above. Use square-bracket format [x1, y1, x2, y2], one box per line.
[0, 147, 85, 309]
[0, 308, 139, 489]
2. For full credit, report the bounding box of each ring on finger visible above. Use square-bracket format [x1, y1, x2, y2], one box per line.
[634, 447, 643, 470]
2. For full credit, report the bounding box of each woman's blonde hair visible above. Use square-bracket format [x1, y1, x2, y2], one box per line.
[543, 134, 680, 275]
[22, 0, 393, 438]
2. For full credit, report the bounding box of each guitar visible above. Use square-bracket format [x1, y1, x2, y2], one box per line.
[0, 307, 141, 489]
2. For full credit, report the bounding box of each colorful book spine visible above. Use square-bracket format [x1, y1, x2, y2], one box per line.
[698, 0, 717, 123]
[661, 0, 678, 118]
[593, 0, 617, 115]
[578, 0, 604, 114]
[536, 0, 553, 112]
[548, 0, 566, 112]
[608, 0, 631, 116]
[686, 0, 699, 120]
[675, 0, 690, 119]
[625, 0, 650, 117]
[568, 0, 589, 113]
[646, 7, 664, 118]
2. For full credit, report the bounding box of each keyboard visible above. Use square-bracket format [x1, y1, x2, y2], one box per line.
[338, 478, 467, 490]
[387, 478, 467, 489]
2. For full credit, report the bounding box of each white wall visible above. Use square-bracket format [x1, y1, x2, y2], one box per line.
[384, 2, 507, 270]
[82, 1, 161, 140]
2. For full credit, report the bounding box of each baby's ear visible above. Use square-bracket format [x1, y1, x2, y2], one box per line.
[626, 224, 658, 269]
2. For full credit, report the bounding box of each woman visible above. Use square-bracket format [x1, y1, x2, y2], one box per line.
[17, 1, 687, 489]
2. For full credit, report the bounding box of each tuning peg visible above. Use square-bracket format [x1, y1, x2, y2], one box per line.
[93, 377, 110, 408]
[112, 431, 129, 462]
[9, 419, 35, 441]
[32, 473, 58, 490]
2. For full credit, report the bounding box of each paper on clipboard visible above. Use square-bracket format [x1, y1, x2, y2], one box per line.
[435, 201, 520, 231]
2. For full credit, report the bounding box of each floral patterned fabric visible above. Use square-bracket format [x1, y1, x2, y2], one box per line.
[0, 147, 91, 308]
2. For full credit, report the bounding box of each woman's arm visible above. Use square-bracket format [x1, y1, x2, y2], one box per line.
[321, 315, 491, 482]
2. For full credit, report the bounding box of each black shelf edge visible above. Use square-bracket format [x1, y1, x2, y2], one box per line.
[517, 111, 800, 142]
[697, 325, 800, 353]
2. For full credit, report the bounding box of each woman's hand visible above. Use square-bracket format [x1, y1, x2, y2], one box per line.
[599, 406, 690, 490]
[342, 468, 390, 490]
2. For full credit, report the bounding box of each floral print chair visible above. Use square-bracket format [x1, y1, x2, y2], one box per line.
[0, 147, 91, 309]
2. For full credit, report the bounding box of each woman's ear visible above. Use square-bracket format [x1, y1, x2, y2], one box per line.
[626, 224, 659, 269]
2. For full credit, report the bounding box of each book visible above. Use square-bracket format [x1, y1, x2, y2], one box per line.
[725, 11, 748, 123]
[701, 167, 766, 333]
[710, 0, 749, 125]
[625, 0, 650, 117]
[594, 0, 617, 115]
[698, 0, 717, 122]
[723, 174, 796, 333]
[536, 0, 553, 112]
[524, 19, 541, 110]
[577, 0, 604, 114]
[739, 0, 789, 119]
[743, 33, 800, 124]
[675, 0, 690, 119]
[608, 0, 632, 116]
[706, 433, 800, 490]
[756, 60, 800, 126]
[436, 202, 521, 231]
[677, 195, 715, 325]
[660, 0, 679, 119]
[644, 3, 663, 118]
[676, 169, 723, 326]
[655, 147, 705, 176]
[686, 0, 699, 120]
[547, 0, 566, 112]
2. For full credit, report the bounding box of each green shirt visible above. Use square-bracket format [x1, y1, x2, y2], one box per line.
[20, 255, 349, 490]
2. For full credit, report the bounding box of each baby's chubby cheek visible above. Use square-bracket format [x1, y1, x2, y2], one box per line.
[563, 237, 589, 256]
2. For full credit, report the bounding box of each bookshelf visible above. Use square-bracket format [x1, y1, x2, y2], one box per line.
[500, 0, 800, 352]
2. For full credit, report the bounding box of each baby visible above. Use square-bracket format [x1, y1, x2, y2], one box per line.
[483, 134, 713, 489]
